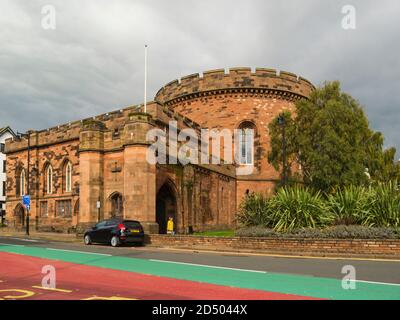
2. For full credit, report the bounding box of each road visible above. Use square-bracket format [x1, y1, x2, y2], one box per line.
[0, 236, 399, 300]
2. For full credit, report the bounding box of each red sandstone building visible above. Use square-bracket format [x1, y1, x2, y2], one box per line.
[4, 67, 314, 234]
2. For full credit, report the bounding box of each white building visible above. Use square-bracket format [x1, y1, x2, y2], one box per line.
[0, 127, 16, 220]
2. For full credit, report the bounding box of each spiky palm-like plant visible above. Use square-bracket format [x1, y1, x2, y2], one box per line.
[268, 186, 331, 232]
[327, 185, 373, 225]
[365, 181, 400, 227]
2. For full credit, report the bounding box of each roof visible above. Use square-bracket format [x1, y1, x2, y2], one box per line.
[0, 126, 16, 138]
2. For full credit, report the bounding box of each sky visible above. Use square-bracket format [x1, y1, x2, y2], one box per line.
[0, 0, 399, 155]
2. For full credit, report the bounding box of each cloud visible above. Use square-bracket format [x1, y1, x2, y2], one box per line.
[0, 0, 399, 156]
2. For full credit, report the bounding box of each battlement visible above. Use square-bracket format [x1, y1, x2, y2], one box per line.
[4, 101, 204, 154]
[155, 67, 315, 104]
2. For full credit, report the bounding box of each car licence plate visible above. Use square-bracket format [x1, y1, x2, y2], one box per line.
[130, 229, 140, 233]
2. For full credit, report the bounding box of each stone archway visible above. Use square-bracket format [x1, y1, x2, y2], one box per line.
[156, 182, 177, 234]
[14, 204, 25, 226]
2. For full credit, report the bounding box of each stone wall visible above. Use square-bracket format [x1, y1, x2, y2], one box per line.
[4, 67, 316, 234]
[155, 67, 314, 104]
[156, 164, 236, 233]
[5, 102, 237, 234]
[5, 133, 80, 232]
[155, 68, 314, 206]
[148, 235, 400, 258]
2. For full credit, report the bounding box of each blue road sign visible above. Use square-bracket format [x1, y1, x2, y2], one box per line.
[22, 195, 30, 210]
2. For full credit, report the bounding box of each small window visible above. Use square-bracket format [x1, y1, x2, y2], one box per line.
[56, 200, 71, 217]
[112, 128, 120, 138]
[0, 143, 5, 153]
[40, 202, 48, 217]
[106, 220, 118, 227]
[96, 221, 107, 228]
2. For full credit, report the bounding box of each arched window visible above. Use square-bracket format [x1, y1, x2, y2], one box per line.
[65, 162, 72, 193]
[19, 169, 26, 196]
[238, 122, 255, 165]
[46, 165, 53, 195]
[110, 193, 123, 218]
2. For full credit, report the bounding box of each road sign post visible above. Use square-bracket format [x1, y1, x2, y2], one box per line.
[18, 131, 32, 236]
[97, 200, 101, 222]
[22, 195, 31, 235]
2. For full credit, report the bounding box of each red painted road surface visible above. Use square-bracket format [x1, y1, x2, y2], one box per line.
[0, 252, 317, 300]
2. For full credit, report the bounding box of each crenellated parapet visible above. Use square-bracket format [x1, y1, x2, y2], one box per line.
[123, 112, 156, 146]
[155, 67, 315, 105]
[79, 119, 106, 152]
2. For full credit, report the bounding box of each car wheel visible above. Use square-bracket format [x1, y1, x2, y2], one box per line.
[84, 235, 92, 245]
[111, 236, 120, 247]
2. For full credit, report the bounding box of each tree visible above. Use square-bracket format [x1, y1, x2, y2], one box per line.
[267, 111, 298, 186]
[268, 81, 398, 191]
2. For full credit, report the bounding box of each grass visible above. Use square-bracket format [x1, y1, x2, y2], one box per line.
[193, 230, 235, 237]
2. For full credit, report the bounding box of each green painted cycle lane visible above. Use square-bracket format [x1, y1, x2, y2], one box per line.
[1, 244, 399, 300]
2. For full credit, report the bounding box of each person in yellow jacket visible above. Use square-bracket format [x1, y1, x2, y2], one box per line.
[167, 217, 175, 235]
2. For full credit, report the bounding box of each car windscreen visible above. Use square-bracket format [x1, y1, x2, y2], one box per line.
[123, 221, 141, 229]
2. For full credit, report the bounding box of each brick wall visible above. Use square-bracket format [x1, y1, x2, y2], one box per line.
[148, 235, 400, 258]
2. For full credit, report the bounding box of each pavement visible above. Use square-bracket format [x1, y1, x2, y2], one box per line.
[0, 236, 400, 300]
[0, 230, 80, 243]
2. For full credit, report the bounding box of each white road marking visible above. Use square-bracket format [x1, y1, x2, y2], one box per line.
[146, 246, 400, 263]
[355, 280, 400, 287]
[46, 248, 112, 257]
[0, 243, 25, 247]
[150, 260, 400, 285]
[150, 259, 267, 273]
[11, 238, 39, 243]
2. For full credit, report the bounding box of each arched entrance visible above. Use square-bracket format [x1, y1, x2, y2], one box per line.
[156, 183, 177, 234]
[110, 192, 123, 219]
[14, 204, 25, 226]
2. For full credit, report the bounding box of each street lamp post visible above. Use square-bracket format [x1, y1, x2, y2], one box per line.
[278, 115, 287, 187]
[17, 131, 31, 236]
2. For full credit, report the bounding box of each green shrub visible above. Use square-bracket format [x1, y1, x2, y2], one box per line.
[235, 225, 399, 239]
[322, 225, 398, 239]
[267, 186, 331, 231]
[237, 182, 400, 232]
[364, 181, 400, 227]
[327, 185, 373, 225]
[236, 193, 271, 227]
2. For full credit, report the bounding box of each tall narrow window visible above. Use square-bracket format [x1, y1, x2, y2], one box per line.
[65, 162, 72, 193]
[20, 169, 26, 196]
[238, 123, 255, 165]
[46, 165, 53, 195]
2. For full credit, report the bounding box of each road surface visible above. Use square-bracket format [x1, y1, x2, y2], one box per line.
[0, 236, 399, 300]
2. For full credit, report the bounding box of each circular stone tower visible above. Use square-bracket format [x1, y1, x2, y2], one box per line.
[155, 67, 315, 206]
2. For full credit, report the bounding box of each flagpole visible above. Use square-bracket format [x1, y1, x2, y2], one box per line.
[144, 44, 148, 113]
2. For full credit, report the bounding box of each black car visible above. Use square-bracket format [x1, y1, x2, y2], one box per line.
[84, 219, 145, 247]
